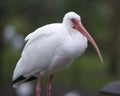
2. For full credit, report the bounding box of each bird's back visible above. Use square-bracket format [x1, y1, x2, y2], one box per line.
[12, 23, 69, 87]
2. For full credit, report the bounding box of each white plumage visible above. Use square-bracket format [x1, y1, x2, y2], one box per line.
[12, 12, 103, 96]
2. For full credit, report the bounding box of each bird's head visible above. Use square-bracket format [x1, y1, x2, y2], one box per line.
[63, 12, 103, 64]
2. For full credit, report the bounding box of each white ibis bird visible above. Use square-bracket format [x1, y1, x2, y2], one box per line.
[12, 12, 103, 96]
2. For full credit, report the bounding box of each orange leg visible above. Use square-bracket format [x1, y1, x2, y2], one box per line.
[36, 74, 41, 96]
[47, 74, 54, 96]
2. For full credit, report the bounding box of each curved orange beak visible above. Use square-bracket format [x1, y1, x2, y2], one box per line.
[72, 19, 103, 64]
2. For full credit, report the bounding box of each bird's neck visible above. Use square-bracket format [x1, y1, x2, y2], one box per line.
[63, 19, 73, 30]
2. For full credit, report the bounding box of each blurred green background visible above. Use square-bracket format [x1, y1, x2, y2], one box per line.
[0, 0, 120, 96]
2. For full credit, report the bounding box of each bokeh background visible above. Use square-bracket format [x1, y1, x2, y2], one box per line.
[0, 0, 120, 96]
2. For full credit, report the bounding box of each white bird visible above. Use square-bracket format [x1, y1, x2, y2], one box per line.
[12, 12, 103, 96]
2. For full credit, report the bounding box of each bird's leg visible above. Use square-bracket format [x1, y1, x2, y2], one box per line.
[47, 74, 54, 96]
[36, 74, 41, 96]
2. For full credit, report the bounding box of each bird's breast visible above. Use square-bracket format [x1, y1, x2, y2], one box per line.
[62, 32, 88, 59]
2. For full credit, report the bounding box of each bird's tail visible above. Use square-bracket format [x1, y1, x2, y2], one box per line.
[12, 57, 37, 88]
[13, 76, 37, 88]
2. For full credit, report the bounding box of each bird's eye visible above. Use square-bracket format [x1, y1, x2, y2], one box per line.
[71, 18, 78, 29]
[71, 18, 76, 23]
[71, 18, 79, 25]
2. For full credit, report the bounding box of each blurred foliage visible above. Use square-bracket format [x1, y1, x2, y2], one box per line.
[0, 0, 120, 96]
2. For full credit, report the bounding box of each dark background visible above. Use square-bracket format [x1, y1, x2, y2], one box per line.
[0, 0, 120, 96]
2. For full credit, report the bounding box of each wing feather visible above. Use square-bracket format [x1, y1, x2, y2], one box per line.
[12, 24, 62, 84]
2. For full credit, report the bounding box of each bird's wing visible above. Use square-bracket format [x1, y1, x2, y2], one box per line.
[13, 24, 62, 83]
[23, 27, 54, 51]
[24, 32, 33, 42]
